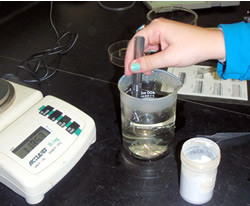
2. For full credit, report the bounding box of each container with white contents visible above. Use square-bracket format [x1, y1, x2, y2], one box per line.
[179, 137, 221, 205]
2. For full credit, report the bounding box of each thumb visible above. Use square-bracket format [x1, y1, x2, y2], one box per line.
[129, 52, 170, 73]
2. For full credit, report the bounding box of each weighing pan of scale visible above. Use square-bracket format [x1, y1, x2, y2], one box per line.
[0, 79, 16, 114]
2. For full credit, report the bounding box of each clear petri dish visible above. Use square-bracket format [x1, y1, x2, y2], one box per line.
[108, 40, 129, 67]
[146, 7, 198, 25]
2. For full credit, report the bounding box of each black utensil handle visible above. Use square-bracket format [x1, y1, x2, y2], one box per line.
[132, 36, 145, 98]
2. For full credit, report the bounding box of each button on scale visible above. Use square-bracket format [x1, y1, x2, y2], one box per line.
[66, 122, 80, 134]
[39, 105, 53, 116]
[39, 105, 82, 136]
[48, 110, 62, 121]
[57, 115, 71, 127]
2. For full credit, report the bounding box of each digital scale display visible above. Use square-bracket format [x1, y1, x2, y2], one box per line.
[12, 127, 50, 159]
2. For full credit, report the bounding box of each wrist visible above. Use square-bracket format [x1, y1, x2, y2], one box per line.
[207, 29, 226, 60]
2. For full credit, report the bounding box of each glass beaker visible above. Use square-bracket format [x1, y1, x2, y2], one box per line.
[118, 69, 183, 160]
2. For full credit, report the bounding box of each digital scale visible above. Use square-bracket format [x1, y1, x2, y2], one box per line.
[0, 79, 96, 204]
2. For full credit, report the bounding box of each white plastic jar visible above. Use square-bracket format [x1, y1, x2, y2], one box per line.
[180, 138, 221, 205]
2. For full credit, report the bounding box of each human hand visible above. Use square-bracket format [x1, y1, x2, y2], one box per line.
[124, 18, 225, 76]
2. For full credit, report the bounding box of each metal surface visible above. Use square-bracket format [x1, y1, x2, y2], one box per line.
[0, 79, 10, 105]
[0, 80, 15, 114]
[196, 132, 250, 145]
